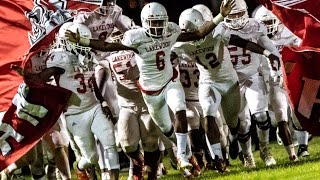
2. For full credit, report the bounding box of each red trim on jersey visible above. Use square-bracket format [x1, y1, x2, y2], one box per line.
[137, 67, 179, 96]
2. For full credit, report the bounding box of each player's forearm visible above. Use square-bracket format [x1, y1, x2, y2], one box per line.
[230, 35, 266, 55]
[258, 35, 281, 57]
[90, 75, 105, 103]
[24, 67, 64, 83]
[79, 37, 137, 53]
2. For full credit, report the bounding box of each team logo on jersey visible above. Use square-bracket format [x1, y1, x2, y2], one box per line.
[25, 0, 73, 46]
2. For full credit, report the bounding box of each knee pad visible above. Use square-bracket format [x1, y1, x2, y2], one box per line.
[252, 112, 270, 130]
[238, 131, 250, 143]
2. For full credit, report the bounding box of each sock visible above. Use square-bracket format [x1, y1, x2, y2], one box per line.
[175, 133, 188, 159]
[295, 130, 309, 146]
[285, 144, 296, 156]
[257, 128, 270, 147]
[211, 143, 223, 159]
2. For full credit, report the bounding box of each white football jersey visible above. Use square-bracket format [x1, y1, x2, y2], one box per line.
[122, 22, 181, 91]
[223, 19, 268, 81]
[47, 48, 98, 115]
[172, 23, 237, 84]
[270, 24, 302, 53]
[179, 59, 199, 101]
[99, 50, 143, 105]
[74, 5, 130, 41]
[259, 23, 302, 79]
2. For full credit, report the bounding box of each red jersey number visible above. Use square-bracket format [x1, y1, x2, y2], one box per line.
[156, 51, 165, 70]
[75, 74, 93, 94]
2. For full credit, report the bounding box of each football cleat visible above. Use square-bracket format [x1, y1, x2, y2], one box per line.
[298, 145, 310, 157]
[75, 168, 90, 180]
[243, 153, 256, 169]
[260, 146, 276, 167]
[132, 159, 144, 180]
[177, 157, 193, 179]
[156, 163, 167, 178]
[189, 155, 201, 177]
[289, 155, 299, 163]
[215, 159, 229, 173]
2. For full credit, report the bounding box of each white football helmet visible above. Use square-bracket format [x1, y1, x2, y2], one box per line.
[67, 23, 92, 56]
[254, 5, 280, 36]
[179, 8, 205, 45]
[141, 2, 168, 37]
[56, 22, 73, 50]
[110, 28, 122, 43]
[179, 8, 205, 32]
[192, 4, 213, 21]
[96, 0, 116, 15]
[110, 15, 135, 43]
[224, 0, 249, 29]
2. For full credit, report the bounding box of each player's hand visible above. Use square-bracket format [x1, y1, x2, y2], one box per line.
[268, 54, 282, 83]
[101, 102, 116, 123]
[12, 83, 48, 124]
[220, 0, 236, 17]
[267, 54, 281, 71]
[65, 29, 80, 43]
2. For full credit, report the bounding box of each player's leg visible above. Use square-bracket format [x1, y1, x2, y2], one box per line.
[246, 74, 276, 167]
[140, 107, 162, 180]
[221, 82, 249, 170]
[65, 109, 99, 178]
[199, 83, 229, 172]
[186, 102, 204, 175]
[290, 108, 310, 157]
[165, 80, 193, 174]
[270, 82, 298, 162]
[42, 121, 71, 180]
[235, 85, 255, 169]
[91, 104, 119, 180]
[117, 106, 144, 180]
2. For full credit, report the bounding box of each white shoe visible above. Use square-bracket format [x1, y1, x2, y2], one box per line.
[177, 155, 193, 179]
[101, 172, 110, 180]
[260, 147, 276, 167]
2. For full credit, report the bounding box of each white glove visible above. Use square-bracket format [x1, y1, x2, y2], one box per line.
[270, 68, 282, 84]
[12, 83, 48, 126]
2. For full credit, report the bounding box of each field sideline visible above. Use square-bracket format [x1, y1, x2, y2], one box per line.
[118, 137, 320, 180]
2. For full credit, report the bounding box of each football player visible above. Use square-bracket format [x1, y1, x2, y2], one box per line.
[222, 0, 280, 167]
[99, 25, 163, 180]
[254, 5, 305, 161]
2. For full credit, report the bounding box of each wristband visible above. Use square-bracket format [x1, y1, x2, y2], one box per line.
[102, 101, 108, 107]
[79, 37, 90, 46]
[263, 50, 272, 57]
[212, 13, 224, 25]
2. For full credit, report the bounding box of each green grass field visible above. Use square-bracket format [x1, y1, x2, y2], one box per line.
[116, 137, 320, 180]
[21, 137, 320, 180]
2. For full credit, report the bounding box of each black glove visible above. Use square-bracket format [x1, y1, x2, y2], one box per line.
[101, 101, 115, 124]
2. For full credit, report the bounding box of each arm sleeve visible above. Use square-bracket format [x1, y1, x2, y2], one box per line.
[258, 34, 281, 57]
[115, 14, 132, 33]
[121, 30, 136, 48]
